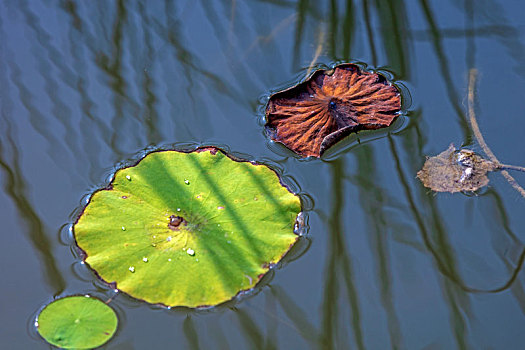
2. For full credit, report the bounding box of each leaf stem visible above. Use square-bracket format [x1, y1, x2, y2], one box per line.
[468, 69, 525, 198]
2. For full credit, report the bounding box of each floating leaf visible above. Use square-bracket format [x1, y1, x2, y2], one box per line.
[36, 295, 118, 349]
[74, 148, 301, 308]
[417, 144, 498, 193]
[265, 63, 401, 158]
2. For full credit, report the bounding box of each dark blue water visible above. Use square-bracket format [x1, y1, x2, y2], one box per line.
[1, 0, 525, 348]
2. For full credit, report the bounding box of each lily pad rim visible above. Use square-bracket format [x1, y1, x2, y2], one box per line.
[35, 294, 118, 349]
[72, 145, 309, 310]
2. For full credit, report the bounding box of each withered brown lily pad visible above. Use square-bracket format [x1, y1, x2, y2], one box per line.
[265, 64, 401, 158]
[417, 144, 498, 193]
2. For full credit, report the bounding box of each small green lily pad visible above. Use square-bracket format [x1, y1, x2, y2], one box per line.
[74, 148, 301, 308]
[36, 295, 118, 349]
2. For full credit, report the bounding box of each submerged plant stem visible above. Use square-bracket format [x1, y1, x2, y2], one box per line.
[468, 69, 525, 198]
[499, 164, 525, 173]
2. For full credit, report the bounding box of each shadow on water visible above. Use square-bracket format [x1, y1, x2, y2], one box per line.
[127, 149, 308, 310]
[139, 153, 258, 294]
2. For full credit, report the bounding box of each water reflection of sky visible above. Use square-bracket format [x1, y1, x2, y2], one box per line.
[1, 0, 525, 348]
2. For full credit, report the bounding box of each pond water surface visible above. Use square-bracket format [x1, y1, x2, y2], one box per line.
[2, 0, 525, 349]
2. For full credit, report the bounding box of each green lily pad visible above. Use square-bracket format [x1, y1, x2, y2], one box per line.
[36, 295, 118, 349]
[74, 147, 301, 308]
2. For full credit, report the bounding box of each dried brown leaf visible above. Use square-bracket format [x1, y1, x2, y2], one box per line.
[265, 64, 401, 158]
[417, 144, 498, 193]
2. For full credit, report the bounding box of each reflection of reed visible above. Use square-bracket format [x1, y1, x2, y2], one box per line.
[354, 145, 403, 349]
[17, 0, 82, 171]
[418, 0, 472, 143]
[269, 285, 318, 343]
[138, 2, 162, 144]
[183, 316, 201, 349]
[362, 0, 377, 65]
[0, 116, 66, 294]
[389, 134, 470, 349]
[293, 0, 310, 68]
[235, 308, 268, 349]
[95, 0, 131, 156]
[320, 159, 365, 350]
[7, 58, 68, 171]
[372, 0, 410, 78]
[63, 3, 111, 181]
[483, 190, 525, 315]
